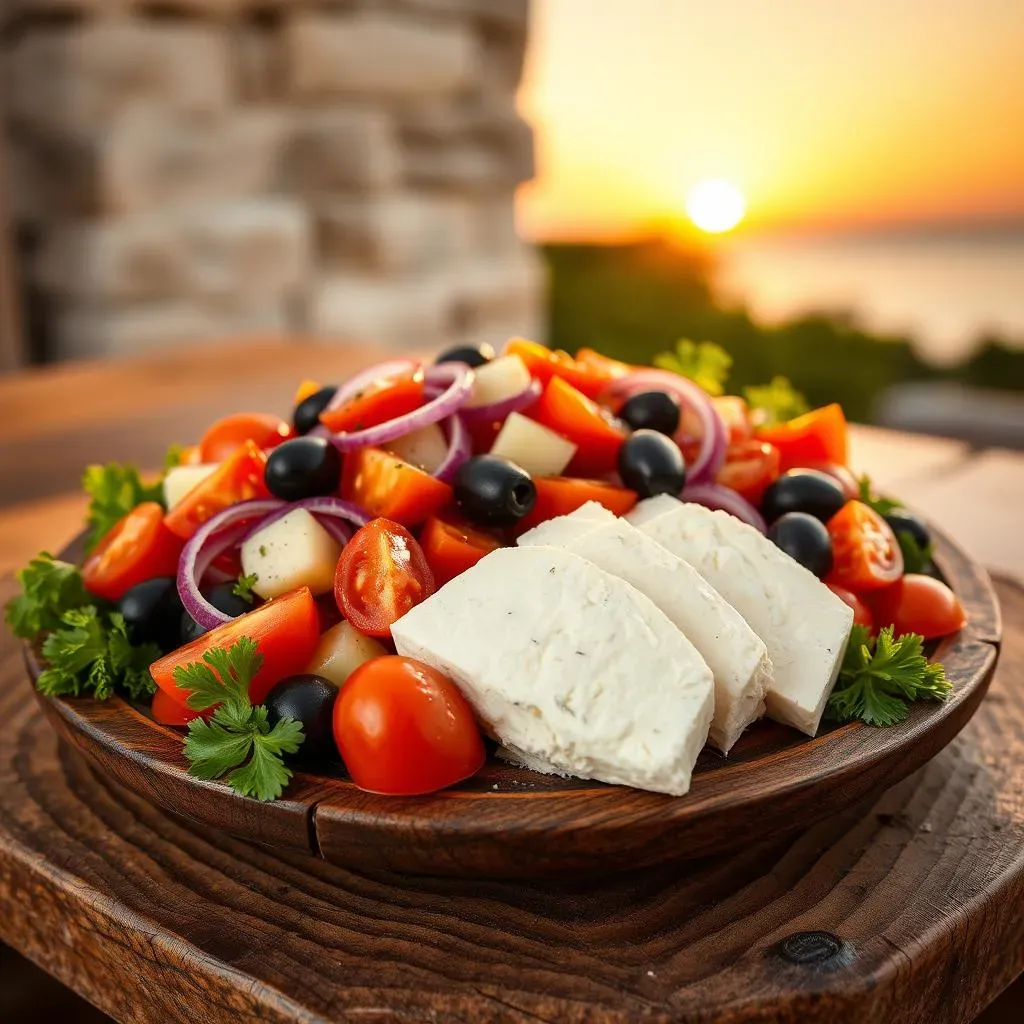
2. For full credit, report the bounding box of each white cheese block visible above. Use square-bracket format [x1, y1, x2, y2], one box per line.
[240, 508, 343, 600]
[391, 546, 715, 796]
[163, 464, 217, 509]
[628, 498, 854, 736]
[462, 355, 532, 409]
[384, 423, 449, 474]
[519, 503, 771, 753]
[307, 621, 388, 688]
[490, 413, 577, 477]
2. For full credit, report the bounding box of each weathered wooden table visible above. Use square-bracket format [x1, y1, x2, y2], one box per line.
[1, 342, 1022, 1023]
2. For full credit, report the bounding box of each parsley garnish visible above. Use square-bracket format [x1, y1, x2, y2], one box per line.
[826, 625, 951, 727]
[175, 638, 304, 801]
[163, 443, 185, 470]
[743, 376, 810, 426]
[6, 553, 92, 640]
[896, 531, 934, 575]
[232, 573, 259, 604]
[654, 339, 733, 396]
[83, 462, 165, 551]
[856, 475, 901, 517]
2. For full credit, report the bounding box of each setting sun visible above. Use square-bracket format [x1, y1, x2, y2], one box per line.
[686, 180, 746, 234]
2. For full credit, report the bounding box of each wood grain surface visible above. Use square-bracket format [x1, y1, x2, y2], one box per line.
[22, 520, 1001, 878]
[2, 569, 1022, 1023]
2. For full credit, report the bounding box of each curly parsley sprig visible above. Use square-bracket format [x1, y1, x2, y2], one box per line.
[175, 637, 304, 802]
[654, 339, 733, 396]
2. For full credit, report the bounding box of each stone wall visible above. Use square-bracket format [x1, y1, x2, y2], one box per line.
[3, 0, 542, 360]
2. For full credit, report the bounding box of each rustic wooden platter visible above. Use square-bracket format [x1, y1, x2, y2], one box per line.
[26, 522, 1001, 878]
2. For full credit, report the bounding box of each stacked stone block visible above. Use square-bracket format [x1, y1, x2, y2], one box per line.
[3, 0, 541, 359]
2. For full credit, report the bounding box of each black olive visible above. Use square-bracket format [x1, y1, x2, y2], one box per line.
[619, 391, 681, 436]
[761, 469, 847, 524]
[180, 582, 256, 645]
[265, 437, 342, 502]
[768, 512, 834, 578]
[293, 385, 337, 435]
[119, 577, 185, 653]
[617, 430, 686, 498]
[434, 343, 495, 368]
[453, 454, 536, 527]
[883, 509, 931, 550]
[265, 674, 339, 767]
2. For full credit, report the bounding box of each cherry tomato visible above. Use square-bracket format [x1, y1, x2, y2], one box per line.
[151, 688, 206, 726]
[333, 656, 485, 795]
[199, 412, 292, 463]
[528, 377, 628, 477]
[340, 447, 453, 527]
[334, 519, 436, 638]
[713, 396, 754, 445]
[319, 370, 424, 435]
[420, 516, 502, 586]
[802, 460, 859, 501]
[515, 477, 638, 534]
[826, 582, 874, 629]
[82, 503, 183, 602]
[575, 347, 634, 380]
[505, 338, 623, 399]
[826, 500, 904, 592]
[151, 586, 320, 708]
[757, 403, 848, 472]
[715, 440, 781, 505]
[163, 440, 269, 540]
[870, 575, 966, 639]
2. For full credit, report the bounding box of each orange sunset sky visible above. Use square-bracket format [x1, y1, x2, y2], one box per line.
[516, 0, 1024, 241]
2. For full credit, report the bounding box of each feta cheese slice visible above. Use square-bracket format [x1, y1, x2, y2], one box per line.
[628, 498, 854, 736]
[391, 546, 715, 796]
[240, 508, 343, 600]
[519, 503, 771, 753]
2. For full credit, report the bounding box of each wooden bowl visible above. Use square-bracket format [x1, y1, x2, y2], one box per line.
[27, 523, 1001, 878]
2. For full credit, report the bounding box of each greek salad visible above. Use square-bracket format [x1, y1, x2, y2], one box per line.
[8, 338, 967, 801]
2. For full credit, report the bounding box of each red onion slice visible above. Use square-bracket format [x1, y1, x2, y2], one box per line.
[324, 362, 474, 452]
[433, 413, 471, 483]
[458, 377, 542, 422]
[603, 369, 727, 484]
[682, 482, 767, 534]
[322, 358, 423, 415]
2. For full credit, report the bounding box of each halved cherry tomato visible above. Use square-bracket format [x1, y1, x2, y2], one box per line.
[713, 396, 754, 445]
[82, 503, 183, 602]
[341, 447, 452, 527]
[528, 377, 628, 477]
[802, 460, 859, 501]
[151, 688, 206, 726]
[506, 338, 622, 399]
[293, 379, 323, 406]
[319, 370, 424, 434]
[757, 403, 848, 473]
[335, 519, 436, 638]
[715, 440, 780, 505]
[199, 412, 292, 463]
[333, 656, 485, 795]
[420, 516, 502, 586]
[870, 574, 966, 639]
[151, 586, 320, 708]
[826, 582, 874, 630]
[826, 500, 904, 592]
[163, 440, 269, 540]
[515, 477, 638, 534]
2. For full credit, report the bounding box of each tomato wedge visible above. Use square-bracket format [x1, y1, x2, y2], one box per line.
[420, 516, 502, 586]
[341, 447, 452, 527]
[826, 500, 904, 592]
[334, 519, 436, 638]
[151, 586, 320, 708]
[333, 656, 485, 795]
[715, 440, 780, 505]
[757, 403, 848, 472]
[575, 347, 633, 380]
[163, 440, 269, 540]
[151, 687, 206, 726]
[82, 503, 183, 602]
[528, 377, 628, 477]
[515, 477, 638, 534]
[319, 370, 424, 434]
[870, 574, 966, 639]
[505, 338, 624, 399]
[293, 379, 323, 406]
[199, 412, 292, 463]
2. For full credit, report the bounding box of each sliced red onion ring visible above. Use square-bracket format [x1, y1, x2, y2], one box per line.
[178, 499, 285, 630]
[603, 369, 727, 484]
[324, 362, 474, 452]
[433, 413, 471, 483]
[681, 482, 767, 534]
[458, 377, 542, 422]
[322, 358, 422, 415]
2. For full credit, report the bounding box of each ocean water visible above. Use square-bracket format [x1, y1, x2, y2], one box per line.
[715, 232, 1024, 368]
